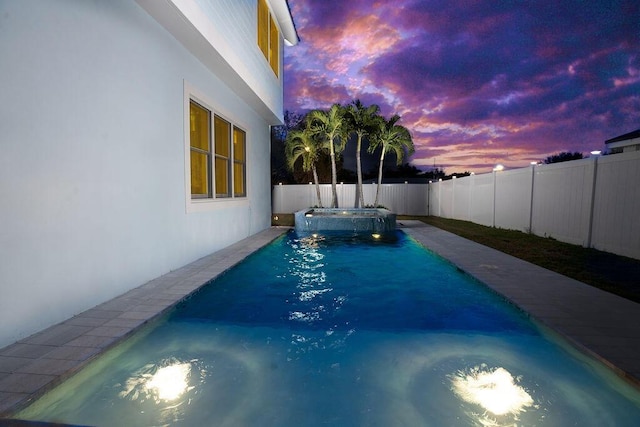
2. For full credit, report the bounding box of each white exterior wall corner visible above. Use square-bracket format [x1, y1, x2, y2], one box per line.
[0, 1, 277, 347]
[135, 0, 296, 125]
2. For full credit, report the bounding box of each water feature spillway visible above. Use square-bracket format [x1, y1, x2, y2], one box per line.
[294, 208, 396, 235]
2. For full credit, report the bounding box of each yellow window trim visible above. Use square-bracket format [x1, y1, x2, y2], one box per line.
[257, 0, 279, 77]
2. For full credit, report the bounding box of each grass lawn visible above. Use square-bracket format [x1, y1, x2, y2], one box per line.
[408, 216, 640, 304]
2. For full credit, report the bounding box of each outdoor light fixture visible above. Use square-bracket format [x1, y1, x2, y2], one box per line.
[372, 233, 381, 239]
[493, 164, 505, 172]
[590, 150, 602, 155]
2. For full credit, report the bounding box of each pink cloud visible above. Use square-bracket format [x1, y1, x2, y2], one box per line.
[285, 0, 640, 173]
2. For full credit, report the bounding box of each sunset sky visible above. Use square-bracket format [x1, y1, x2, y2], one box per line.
[283, 0, 639, 173]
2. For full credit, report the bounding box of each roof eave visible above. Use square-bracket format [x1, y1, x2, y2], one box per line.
[271, 0, 299, 46]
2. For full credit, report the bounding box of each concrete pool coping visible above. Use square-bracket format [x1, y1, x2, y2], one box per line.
[1, 221, 639, 417]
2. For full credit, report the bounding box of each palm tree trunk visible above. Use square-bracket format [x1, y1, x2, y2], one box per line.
[374, 149, 385, 207]
[312, 165, 323, 208]
[329, 141, 339, 208]
[355, 135, 363, 208]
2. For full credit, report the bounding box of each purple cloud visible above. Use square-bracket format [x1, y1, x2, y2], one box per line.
[284, 0, 639, 172]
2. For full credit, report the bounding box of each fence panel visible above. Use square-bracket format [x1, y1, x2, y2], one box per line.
[336, 183, 356, 209]
[590, 151, 640, 259]
[429, 181, 442, 216]
[273, 183, 430, 214]
[495, 168, 533, 232]
[452, 177, 471, 221]
[439, 180, 454, 218]
[531, 159, 594, 246]
[406, 184, 429, 215]
[469, 174, 494, 227]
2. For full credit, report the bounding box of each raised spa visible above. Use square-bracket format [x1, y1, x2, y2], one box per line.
[294, 208, 396, 235]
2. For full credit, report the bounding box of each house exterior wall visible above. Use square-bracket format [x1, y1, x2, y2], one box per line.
[136, 0, 290, 124]
[190, 0, 282, 117]
[0, 0, 283, 347]
[606, 135, 640, 154]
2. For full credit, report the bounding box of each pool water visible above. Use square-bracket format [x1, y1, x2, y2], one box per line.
[18, 231, 640, 426]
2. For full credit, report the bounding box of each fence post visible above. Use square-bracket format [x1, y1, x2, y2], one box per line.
[438, 178, 442, 217]
[427, 181, 431, 216]
[492, 170, 497, 227]
[451, 176, 457, 219]
[272, 183, 282, 213]
[404, 181, 409, 215]
[528, 164, 536, 234]
[585, 155, 599, 248]
[468, 173, 474, 221]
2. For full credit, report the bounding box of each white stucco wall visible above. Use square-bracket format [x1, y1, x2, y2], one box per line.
[0, 0, 274, 347]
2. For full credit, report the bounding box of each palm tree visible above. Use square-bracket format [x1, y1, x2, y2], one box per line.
[285, 127, 323, 207]
[307, 104, 348, 208]
[346, 100, 382, 208]
[369, 115, 415, 207]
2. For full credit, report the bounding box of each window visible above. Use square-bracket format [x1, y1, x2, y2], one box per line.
[214, 115, 231, 197]
[185, 85, 247, 208]
[257, 0, 279, 76]
[233, 127, 246, 197]
[189, 101, 211, 198]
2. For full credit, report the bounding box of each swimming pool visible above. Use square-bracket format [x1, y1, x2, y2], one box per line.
[17, 231, 640, 426]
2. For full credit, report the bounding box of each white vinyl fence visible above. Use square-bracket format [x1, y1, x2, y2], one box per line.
[272, 150, 640, 260]
[272, 181, 429, 215]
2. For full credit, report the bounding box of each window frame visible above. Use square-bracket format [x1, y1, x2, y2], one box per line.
[184, 81, 248, 213]
[257, 0, 280, 77]
[233, 126, 247, 197]
[189, 99, 213, 199]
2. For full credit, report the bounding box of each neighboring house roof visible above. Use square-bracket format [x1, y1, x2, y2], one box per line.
[605, 128, 640, 144]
